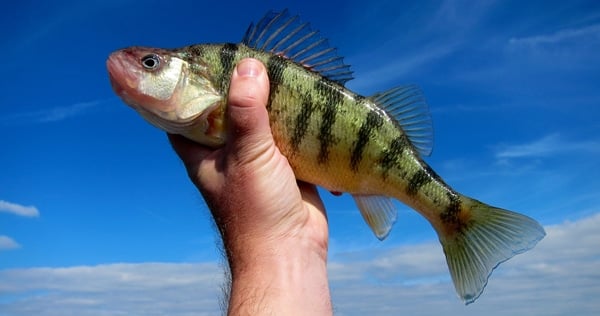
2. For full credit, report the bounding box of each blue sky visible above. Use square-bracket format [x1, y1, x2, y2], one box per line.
[1, 0, 599, 314]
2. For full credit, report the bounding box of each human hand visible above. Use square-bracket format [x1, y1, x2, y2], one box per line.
[168, 58, 332, 315]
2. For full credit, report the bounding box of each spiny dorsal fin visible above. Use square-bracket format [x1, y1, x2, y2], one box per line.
[369, 85, 434, 156]
[242, 9, 353, 85]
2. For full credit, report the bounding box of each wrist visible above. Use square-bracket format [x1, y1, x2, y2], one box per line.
[226, 234, 331, 315]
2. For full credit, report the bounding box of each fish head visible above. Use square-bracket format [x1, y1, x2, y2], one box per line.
[107, 46, 225, 146]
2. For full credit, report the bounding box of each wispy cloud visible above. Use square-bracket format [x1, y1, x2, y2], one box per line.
[0, 99, 107, 125]
[495, 133, 600, 160]
[346, 0, 498, 92]
[431, 103, 510, 115]
[505, 22, 600, 71]
[509, 24, 600, 47]
[0, 201, 38, 252]
[349, 42, 459, 92]
[0, 200, 40, 217]
[1, 213, 599, 315]
[0, 236, 20, 251]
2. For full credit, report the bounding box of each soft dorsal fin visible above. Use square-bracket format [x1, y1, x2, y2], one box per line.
[369, 85, 434, 156]
[242, 9, 354, 85]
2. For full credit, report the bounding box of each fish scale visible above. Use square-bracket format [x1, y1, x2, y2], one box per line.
[106, 9, 545, 305]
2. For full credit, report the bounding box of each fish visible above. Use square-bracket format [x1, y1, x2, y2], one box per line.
[106, 9, 545, 304]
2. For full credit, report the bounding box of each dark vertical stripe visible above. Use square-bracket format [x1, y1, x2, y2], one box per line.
[266, 55, 287, 111]
[219, 43, 239, 92]
[407, 169, 431, 196]
[440, 192, 462, 225]
[318, 104, 337, 163]
[423, 163, 445, 184]
[187, 45, 205, 61]
[291, 98, 315, 152]
[378, 135, 411, 179]
[266, 55, 287, 84]
[354, 94, 367, 103]
[185, 45, 206, 77]
[350, 111, 383, 171]
[315, 81, 340, 164]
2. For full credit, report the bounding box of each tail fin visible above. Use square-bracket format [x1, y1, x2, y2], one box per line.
[439, 196, 545, 304]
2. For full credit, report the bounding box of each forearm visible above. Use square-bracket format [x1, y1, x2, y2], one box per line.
[225, 235, 332, 315]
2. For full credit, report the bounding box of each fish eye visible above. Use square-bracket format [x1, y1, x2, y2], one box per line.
[141, 54, 160, 70]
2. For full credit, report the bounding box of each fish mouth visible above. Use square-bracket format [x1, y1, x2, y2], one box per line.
[106, 51, 140, 94]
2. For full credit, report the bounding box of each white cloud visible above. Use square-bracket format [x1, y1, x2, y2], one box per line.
[1, 213, 599, 315]
[0, 200, 40, 217]
[509, 24, 600, 47]
[35, 100, 102, 123]
[0, 99, 105, 125]
[505, 23, 600, 71]
[0, 263, 224, 316]
[330, 213, 600, 315]
[0, 236, 21, 250]
[495, 133, 600, 159]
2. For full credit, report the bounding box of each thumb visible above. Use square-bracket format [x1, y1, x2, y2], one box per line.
[226, 58, 271, 145]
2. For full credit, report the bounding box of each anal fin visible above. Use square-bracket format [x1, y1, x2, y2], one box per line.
[352, 194, 397, 240]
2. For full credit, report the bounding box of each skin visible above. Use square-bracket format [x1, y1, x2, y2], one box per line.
[168, 58, 332, 315]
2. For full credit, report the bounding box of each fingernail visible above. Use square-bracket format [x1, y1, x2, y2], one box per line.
[236, 59, 261, 77]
